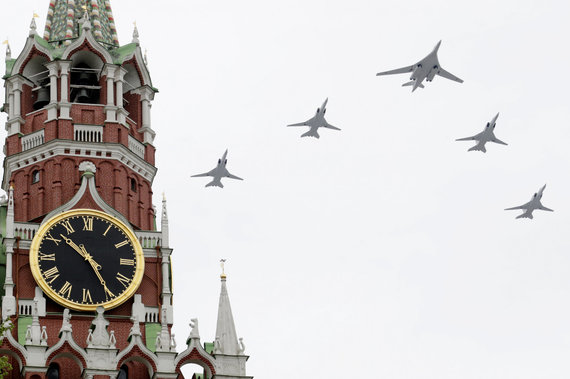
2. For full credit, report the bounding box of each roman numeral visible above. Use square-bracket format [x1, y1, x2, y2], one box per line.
[39, 252, 55, 261]
[82, 216, 94, 231]
[103, 224, 112, 237]
[116, 272, 132, 288]
[114, 240, 129, 249]
[45, 233, 61, 246]
[43, 266, 60, 284]
[104, 286, 115, 300]
[58, 281, 72, 299]
[120, 258, 135, 266]
[82, 288, 93, 303]
[60, 220, 75, 234]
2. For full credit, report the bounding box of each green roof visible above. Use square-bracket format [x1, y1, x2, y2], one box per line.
[111, 43, 137, 65]
[4, 59, 16, 78]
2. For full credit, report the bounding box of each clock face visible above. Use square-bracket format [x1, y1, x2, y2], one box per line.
[29, 209, 145, 311]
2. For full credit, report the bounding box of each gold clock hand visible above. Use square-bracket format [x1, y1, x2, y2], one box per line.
[79, 245, 115, 299]
[60, 234, 88, 259]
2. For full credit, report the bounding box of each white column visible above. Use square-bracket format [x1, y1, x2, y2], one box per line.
[13, 87, 21, 117]
[106, 76, 114, 106]
[45, 62, 59, 121]
[161, 256, 171, 295]
[7, 91, 14, 119]
[59, 61, 70, 102]
[46, 62, 58, 103]
[102, 65, 117, 122]
[59, 61, 71, 119]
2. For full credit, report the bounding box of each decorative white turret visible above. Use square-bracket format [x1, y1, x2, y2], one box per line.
[132, 22, 139, 44]
[161, 193, 169, 247]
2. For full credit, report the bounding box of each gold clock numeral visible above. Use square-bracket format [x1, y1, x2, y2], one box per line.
[104, 286, 115, 299]
[43, 266, 60, 284]
[82, 216, 94, 231]
[116, 272, 132, 288]
[120, 258, 135, 266]
[45, 232, 62, 246]
[58, 281, 72, 299]
[103, 224, 112, 236]
[60, 220, 75, 234]
[82, 288, 93, 303]
[39, 252, 56, 261]
[114, 240, 129, 249]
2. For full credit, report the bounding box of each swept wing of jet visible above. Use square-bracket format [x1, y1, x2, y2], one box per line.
[376, 40, 463, 92]
[191, 149, 243, 188]
[505, 184, 553, 219]
[288, 98, 341, 139]
[456, 113, 508, 152]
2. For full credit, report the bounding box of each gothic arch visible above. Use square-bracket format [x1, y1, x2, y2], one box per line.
[175, 348, 216, 378]
[116, 344, 157, 377]
[45, 341, 87, 373]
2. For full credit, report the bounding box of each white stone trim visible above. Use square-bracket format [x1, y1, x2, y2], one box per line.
[41, 169, 131, 228]
[13, 222, 38, 240]
[60, 26, 114, 64]
[2, 139, 157, 191]
[74, 124, 103, 143]
[128, 135, 145, 159]
[10, 36, 54, 77]
[21, 130, 45, 152]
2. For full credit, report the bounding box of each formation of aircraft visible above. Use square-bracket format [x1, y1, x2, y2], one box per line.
[191, 40, 553, 220]
[191, 149, 243, 188]
[376, 40, 463, 92]
[287, 98, 341, 139]
[456, 113, 508, 152]
[505, 185, 554, 219]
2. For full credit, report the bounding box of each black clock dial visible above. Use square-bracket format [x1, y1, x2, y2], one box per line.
[30, 210, 144, 310]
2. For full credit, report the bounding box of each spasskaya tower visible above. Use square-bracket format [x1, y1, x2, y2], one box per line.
[0, 1, 252, 378]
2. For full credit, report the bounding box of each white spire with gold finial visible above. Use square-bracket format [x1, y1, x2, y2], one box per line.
[3, 39, 11, 60]
[132, 21, 139, 44]
[29, 13, 38, 36]
[214, 260, 240, 355]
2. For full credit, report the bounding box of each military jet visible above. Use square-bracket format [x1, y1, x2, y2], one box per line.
[287, 98, 341, 138]
[191, 149, 243, 188]
[376, 40, 463, 92]
[505, 184, 553, 219]
[456, 113, 508, 152]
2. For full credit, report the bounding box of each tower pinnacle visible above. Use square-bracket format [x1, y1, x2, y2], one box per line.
[215, 265, 240, 355]
[43, 0, 119, 48]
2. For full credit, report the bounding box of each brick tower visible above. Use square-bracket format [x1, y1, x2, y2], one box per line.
[0, 1, 252, 378]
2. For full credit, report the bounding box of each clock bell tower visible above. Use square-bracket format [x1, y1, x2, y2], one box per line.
[0, 1, 252, 378]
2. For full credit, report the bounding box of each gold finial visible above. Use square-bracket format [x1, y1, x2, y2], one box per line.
[162, 192, 166, 201]
[33, 12, 39, 18]
[220, 259, 227, 279]
[133, 21, 137, 27]
[2, 39, 8, 45]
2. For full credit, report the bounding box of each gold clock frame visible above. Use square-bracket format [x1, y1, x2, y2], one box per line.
[29, 209, 145, 312]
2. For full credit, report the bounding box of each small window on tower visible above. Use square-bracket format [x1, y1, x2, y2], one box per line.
[32, 170, 40, 184]
[130, 178, 137, 192]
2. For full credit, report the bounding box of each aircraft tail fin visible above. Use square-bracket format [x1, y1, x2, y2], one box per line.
[206, 179, 224, 188]
[402, 81, 424, 88]
[516, 212, 533, 220]
[402, 81, 424, 91]
[301, 129, 320, 139]
[468, 144, 486, 153]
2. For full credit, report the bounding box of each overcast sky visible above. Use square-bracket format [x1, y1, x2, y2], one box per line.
[4, 0, 570, 378]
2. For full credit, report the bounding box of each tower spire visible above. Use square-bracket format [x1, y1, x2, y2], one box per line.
[43, 0, 119, 48]
[214, 264, 240, 355]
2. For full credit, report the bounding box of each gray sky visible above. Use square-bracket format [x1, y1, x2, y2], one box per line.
[4, 0, 570, 378]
